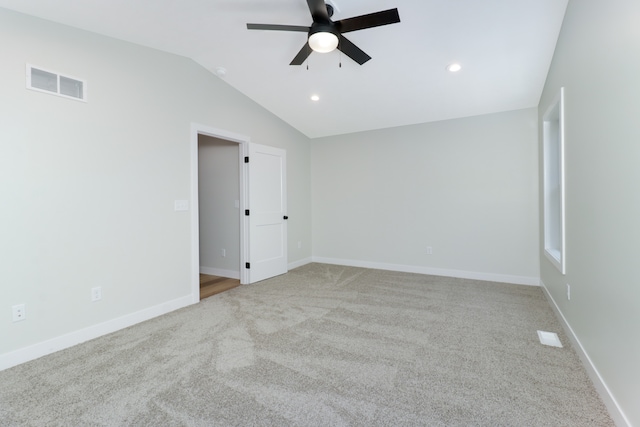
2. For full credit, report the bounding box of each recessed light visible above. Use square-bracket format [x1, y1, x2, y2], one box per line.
[447, 63, 462, 73]
[310, 94, 320, 101]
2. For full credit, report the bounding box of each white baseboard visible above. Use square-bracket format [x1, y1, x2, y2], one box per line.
[311, 257, 540, 286]
[288, 257, 312, 270]
[540, 280, 630, 427]
[200, 266, 240, 279]
[0, 295, 193, 372]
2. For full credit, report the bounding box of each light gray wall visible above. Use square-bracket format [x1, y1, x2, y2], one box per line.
[0, 8, 311, 360]
[311, 108, 540, 283]
[198, 136, 240, 277]
[538, 0, 640, 424]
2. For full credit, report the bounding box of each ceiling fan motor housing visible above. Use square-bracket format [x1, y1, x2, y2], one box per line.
[309, 22, 339, 38]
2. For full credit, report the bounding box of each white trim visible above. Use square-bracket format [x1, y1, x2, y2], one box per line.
[199, 266, 240, 280]
[539, 280, 631, 427]
[0, 295, 192, 372]
[288, 257, 312, 271]
[542, 87, 566, 274]
[190, 123, 250, 305]
[312, 257, 539, 286]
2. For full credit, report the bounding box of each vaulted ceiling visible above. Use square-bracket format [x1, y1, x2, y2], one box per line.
[0, 0, 568, 138]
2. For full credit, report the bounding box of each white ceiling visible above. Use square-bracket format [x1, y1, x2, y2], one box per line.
[0, 0, 568, 138]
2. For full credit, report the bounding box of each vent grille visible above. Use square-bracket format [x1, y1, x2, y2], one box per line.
[27, 64, 86, 102]
[537, 330, 563, 348]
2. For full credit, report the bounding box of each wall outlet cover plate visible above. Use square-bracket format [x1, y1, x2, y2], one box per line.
[174, 200, 189, 211]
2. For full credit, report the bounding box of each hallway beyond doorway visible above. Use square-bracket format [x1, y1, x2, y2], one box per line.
[200, 274, 240, 300]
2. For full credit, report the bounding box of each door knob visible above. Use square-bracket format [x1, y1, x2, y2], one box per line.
[283, 216, 289, 220]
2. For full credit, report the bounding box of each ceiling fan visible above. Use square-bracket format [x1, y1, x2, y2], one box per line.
[246, 0, 400, 66]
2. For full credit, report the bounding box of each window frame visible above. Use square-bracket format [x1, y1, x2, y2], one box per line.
[542, 87, 566, 274]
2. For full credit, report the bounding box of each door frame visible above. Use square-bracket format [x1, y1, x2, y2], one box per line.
[190, 123, 249, 303]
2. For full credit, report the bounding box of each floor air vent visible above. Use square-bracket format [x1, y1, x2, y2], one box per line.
[537, 330, 563, 347]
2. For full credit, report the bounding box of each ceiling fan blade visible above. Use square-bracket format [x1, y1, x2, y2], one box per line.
[336, 8, 400, 33]
[247, 23, 310, 32]
[290, 43, 312, 66]
[306, 0, 330, 22]
[337, 35, 371, 65]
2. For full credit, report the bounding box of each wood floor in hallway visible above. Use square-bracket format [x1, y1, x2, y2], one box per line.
[200, 274, 240, 300]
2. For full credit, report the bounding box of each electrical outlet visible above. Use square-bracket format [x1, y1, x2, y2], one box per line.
[298, 241, 302, 249]
[566, 283, 571, 301]
[221, 248, 226, 257]
[12, 304, 26, 322]
[174, 200, 189, 211]
[426, 246, 433, 255]
[91, 286, 102, 302]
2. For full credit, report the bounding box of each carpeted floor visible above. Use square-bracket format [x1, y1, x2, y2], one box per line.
[0, 263, 613, 426]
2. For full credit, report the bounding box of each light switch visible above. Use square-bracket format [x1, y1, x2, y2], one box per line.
[174, 200, 189, 211]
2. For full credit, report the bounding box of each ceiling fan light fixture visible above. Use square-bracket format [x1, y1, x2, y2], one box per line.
[308, 31, 339, 53]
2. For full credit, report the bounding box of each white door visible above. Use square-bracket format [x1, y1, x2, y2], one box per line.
[247, 143, 287, 283]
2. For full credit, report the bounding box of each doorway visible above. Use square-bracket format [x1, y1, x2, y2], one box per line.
[197, 135, 241, 299]
[191, 124, 249, 304]
[190, 123, 288, 303]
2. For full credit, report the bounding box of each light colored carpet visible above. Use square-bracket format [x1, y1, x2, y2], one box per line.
[0, 263, 613, 426]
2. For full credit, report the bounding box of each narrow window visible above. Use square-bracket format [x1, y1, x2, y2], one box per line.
[542, 87, 565, 274]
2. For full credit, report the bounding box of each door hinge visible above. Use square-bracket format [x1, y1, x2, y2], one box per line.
[244, 156, 249, 163]
[245, 262, 250, 269]
[245, 209, 250, 216]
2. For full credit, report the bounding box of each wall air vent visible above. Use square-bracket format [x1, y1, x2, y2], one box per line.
[26, 64, 87, 102]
